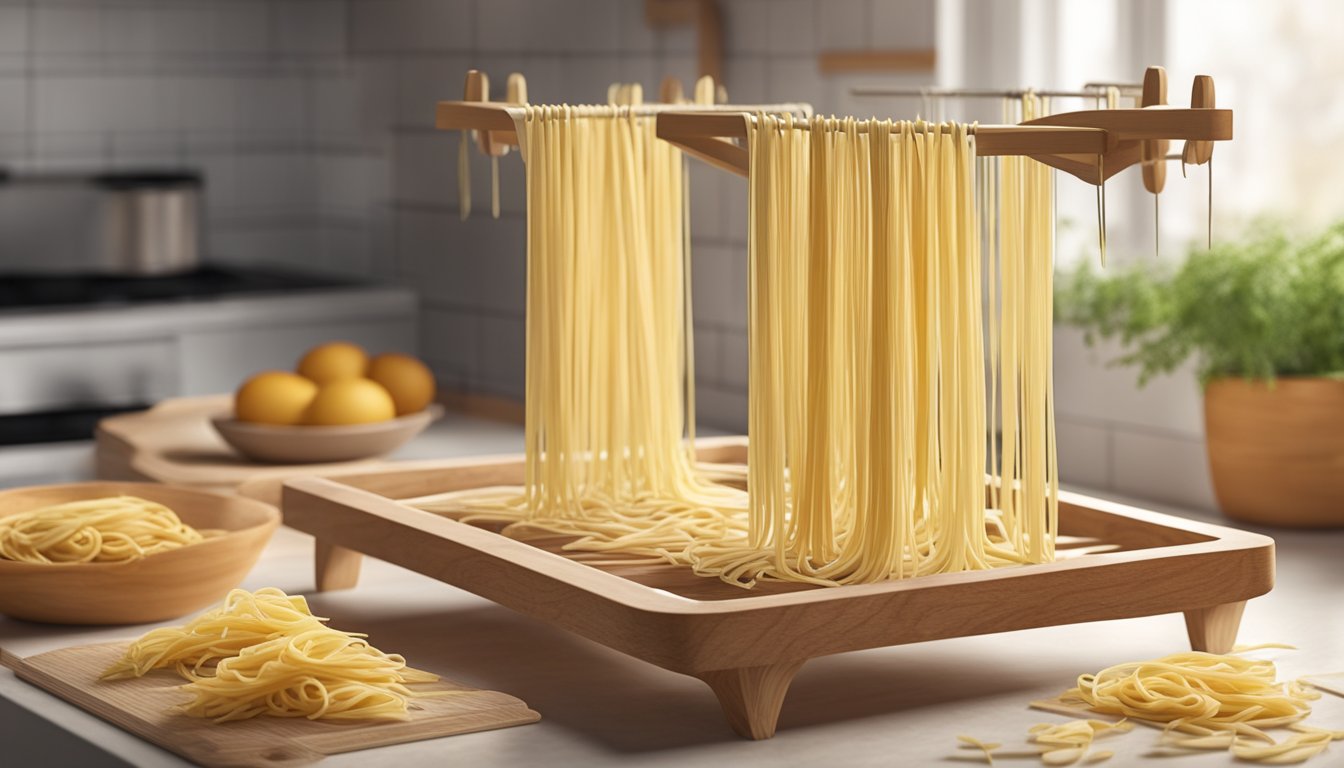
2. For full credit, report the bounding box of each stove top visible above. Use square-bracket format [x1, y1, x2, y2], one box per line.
[0, 267, 356, 311]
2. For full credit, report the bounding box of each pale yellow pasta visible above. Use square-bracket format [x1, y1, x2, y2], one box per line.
[103, 587, 327, 679]
[104, 588, 443, 723]
[957, 734, 1002, 764]
[411, 104, 751, 569]
[415, 109, 1059, 587]
[180, 627, 442, 723]
[0, 496, 203, 564]
[965, 650, 1338, 765]
[685, 115, 1056, 585]
[1063, 652, 1318, 738]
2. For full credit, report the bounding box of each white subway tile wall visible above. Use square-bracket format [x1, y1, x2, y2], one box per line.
[74, 6, 1253, 492]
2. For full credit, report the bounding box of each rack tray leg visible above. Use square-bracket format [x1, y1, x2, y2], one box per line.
[1184, 600, 1246, 654]
[314, 540, 363, 592]
[698, 660, 805, 740]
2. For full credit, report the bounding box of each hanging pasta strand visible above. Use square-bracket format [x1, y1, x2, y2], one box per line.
[413, 108, 1058, 588]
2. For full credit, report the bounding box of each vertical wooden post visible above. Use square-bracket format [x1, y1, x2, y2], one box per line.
[315, 540, 363, 592]
[1184, 600, 1246, 654]
[698, 660, 805, 740]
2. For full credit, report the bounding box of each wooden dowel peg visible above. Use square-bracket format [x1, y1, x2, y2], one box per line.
[1183, 75, 1217, 166]
[464, 70, 500, 157]
[506, 72, 528, 105]
[660, 75, 685, 104]
[1140, 66, 1169, 195]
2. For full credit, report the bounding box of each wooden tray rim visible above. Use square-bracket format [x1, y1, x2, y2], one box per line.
[282, 443, 1274, 617]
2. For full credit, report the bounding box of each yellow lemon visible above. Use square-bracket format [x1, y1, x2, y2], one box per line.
[234, 371, 318, 425]
[366, 353, 436, 416]
[303, 378, 396, 426]
[296, 341, 368, 385]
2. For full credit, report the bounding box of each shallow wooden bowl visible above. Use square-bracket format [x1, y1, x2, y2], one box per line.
[212, 405, 443, 464]
[0, 482, 279, 625]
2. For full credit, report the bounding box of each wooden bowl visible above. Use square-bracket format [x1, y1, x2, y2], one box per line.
[0, 482, 279, 625]
[211, 405, 443, 464]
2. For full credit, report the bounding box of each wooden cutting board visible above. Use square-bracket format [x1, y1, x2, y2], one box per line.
[12, 642, 540, 767]
[96, 396, 385, 495]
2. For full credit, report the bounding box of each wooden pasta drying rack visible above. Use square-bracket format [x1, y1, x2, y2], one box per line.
[437, 66, 1230, 185]
[281, 68, 1266, 741]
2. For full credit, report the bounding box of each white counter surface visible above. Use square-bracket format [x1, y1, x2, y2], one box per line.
[2, 416, 1341, 767]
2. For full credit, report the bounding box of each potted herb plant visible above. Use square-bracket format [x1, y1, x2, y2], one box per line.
[1055, 223, 1344, 528]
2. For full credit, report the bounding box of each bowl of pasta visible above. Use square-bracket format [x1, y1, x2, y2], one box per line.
[0, 482, 278, 625]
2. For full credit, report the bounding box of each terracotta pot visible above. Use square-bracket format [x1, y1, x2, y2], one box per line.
[1204, 377, 1344, 528]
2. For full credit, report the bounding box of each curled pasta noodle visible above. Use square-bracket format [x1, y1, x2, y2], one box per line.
[966, 651, 1338, 765]
[0, 496, 203, 564]
[103, 587, 327, 680]
[104, 588, 444, 722]
[180, 627, 442, 723]
[1063, 652, 1319, 738]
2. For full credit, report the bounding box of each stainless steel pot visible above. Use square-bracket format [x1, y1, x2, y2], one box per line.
[0, 170, 202, 276]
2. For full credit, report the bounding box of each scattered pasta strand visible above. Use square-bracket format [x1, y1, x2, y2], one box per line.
[1061, 652, 1317, 737]
[0, 496, 204, 564]
[968, 648, 1340, 765]
[958, 734, 1002, 764]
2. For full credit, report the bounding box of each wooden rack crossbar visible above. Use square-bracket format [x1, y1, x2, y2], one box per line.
[435, 67, 1231, 185]
[436, 100, 809, 176]
[655, 105, 1231, 183]
[851, 85, 1144, 100]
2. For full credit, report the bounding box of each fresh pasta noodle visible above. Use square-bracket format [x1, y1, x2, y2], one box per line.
[1029, 719, 1132, 765]
[1063, 651, 1318, 738]
[104, 587, 327, 679]
[105, 588, 444, 723]
[956, 734, 1002, 763]
[180, 627, 441, 722]
[960, 650, 1340, 765]
[989, 93, 1059, 565]
[415, 108, 1059, 588]
[0, 496, 203, 565]
[685, 115, 1056, 584]
[410, 104, 750, 567]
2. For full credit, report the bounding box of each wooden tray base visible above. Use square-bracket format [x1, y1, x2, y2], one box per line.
[282, 438, 1274, 740]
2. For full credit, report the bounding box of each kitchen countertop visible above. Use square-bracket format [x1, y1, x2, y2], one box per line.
[1, 417, 1341, 767]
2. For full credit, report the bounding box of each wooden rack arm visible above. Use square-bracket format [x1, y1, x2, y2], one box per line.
[674, 137, 749, 176]
[656, 111, 750, 141]
[1025, 107, 1233, 142]
[436, 101, 520, 144]
[975, 125, 1109, 156]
